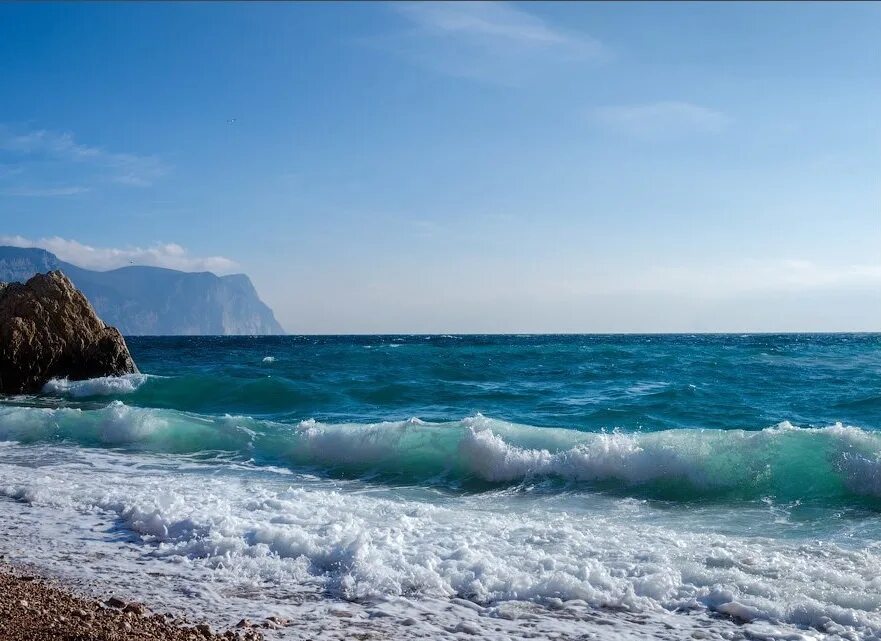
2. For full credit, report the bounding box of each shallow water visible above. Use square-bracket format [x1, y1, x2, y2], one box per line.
[2, 334, 880, 639]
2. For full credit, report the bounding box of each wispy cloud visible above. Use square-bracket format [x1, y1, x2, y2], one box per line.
[593, 101, 730, 140]
[0, 125, 168, 189]
[373, 2, 608, 85]
[0, 235, 238, 274]
[2, 185, 90, 197]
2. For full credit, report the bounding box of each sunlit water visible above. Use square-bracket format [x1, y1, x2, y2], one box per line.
[2, 334, 880, 640]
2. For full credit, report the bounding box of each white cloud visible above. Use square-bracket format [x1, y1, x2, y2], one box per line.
[0, 125, 168, 188]
[398, 2, 574, 45]
[2, 185, 90, 197]
[376, 2, 607, 84]
[0, 235, 238, 274]
[593, 101, 730, 140]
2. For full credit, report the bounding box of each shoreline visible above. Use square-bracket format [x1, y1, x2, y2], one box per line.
[0, 560, 264, 641]
[0, 493, 857, 641]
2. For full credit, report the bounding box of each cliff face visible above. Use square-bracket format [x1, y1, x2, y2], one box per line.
[0, 247, 60, 282]
[0, 271, 138, 394]
[0, 247, 285, 336]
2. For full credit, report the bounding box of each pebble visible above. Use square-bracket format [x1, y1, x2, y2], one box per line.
[1, 563, 265, 641]
[124, 602, 146, 616]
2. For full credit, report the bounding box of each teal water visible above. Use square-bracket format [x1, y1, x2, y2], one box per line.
[2, 334, 881, 639]
[8, 333, 881, 503]
[125, 334, 881, 430]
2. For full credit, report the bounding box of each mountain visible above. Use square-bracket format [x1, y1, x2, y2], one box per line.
[0, 246, 285, 335]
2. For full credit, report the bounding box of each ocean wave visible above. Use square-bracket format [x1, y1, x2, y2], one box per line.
[458, 417, 881, 500]
[2, 403, 881, 502]
[42, 374, 150, 397]
[2, 444, 880, 639]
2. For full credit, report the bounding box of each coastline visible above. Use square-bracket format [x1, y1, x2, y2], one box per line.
[0, 560, 263, 641]
[1, 334, 879, 640]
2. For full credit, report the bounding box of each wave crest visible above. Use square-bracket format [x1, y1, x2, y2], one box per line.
[2, 403, 881, 501]
[459, 427, 715, 488]
[42, 374, 149, 397]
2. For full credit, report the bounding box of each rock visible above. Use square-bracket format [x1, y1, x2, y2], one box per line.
[260, 615, 292, 629]
[104, 596, 127, 609]
[0, 271, 137, 394]
[235, 619, 252, 628]
[123, 602, 146, 616]
[196, 623, 213, 637]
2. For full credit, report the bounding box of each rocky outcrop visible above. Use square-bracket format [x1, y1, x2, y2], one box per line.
[0, 271, 138, 394]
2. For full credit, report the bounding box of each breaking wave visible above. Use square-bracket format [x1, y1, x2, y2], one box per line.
[42, 374, 150, 397]
[1, 401, 880, 502]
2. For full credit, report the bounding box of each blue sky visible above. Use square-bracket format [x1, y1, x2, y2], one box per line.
[1, 1, 879, 332]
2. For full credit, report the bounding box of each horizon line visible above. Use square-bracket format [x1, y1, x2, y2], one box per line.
[123, 331, 881, 337]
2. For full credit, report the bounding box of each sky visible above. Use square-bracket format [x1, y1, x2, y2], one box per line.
[0, 1, 879, 333]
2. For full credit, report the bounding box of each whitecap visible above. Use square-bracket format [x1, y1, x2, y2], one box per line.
[43, 374, 148, 397]
[2, 444, 880, 640]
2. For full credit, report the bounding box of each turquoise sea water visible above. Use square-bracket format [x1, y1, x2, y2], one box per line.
[131, 334, 881, 430]
[2, 334, 881, 640]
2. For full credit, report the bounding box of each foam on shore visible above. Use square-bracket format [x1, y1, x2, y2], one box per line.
[0, 442, 877, 640]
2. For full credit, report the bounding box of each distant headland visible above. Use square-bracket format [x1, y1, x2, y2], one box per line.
[0, 246, 284, 336]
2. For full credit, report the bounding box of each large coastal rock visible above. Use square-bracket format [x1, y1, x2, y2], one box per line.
[0, 271, 138, 394]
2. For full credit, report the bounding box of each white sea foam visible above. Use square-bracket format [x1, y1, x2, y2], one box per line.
[459, 426, 718, 487]
[262, 356, 276, 363]
[4, 404, 881, 500]
[0, 402, 255, 451]
[457, 417, 881, 497]
[43, 373, 148, 397]
[0, 443, 879, 640]
[98, 400, 169, 444]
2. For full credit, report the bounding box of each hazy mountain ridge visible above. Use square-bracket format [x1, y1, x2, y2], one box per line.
[0, 246, 285, 335]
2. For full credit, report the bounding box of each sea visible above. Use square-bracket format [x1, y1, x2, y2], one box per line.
[1, 334, 880, 640]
